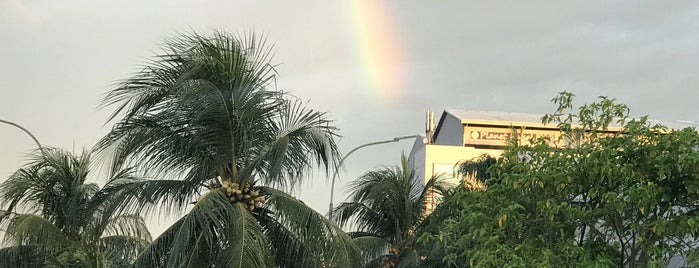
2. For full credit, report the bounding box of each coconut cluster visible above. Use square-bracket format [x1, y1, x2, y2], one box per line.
[221, 180, 265, 211]
[381, 246, 399, 268]
[388, 246, 399, 257]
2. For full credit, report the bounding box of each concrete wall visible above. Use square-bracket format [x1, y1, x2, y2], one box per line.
[422, 144, 502, 185]
[408, 142, 426, 188]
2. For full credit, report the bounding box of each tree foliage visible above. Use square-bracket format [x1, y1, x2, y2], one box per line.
[422, 92, 699, 267]
[417, 154, 496, 267]
[97, 31, 361, 267]
[0, 148, 151, 267]
[333, 154, 449, 267]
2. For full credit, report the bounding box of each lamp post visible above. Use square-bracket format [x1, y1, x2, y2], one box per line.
[0, 119, 43, 152]
[328, 134, 419, 219]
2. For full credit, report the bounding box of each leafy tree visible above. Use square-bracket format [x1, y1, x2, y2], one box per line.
[423, 92, 699, 267]
[417, 154, 496, 267]
[333, 154, 449, 267]
[97, 31, 361, 267]
[0, 148, 151, 267]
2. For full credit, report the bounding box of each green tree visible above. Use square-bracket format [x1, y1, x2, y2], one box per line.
[97, 31, 361, 267]
[333, 154, 449, 267]
[424, 92, 699, 267]
[0, 148, 151, 267]
[417, 154, 496, 267]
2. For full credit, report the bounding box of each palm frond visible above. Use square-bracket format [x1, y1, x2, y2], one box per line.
[134, 190, 273, 268]
[0, 148, 153, 267]
[261, 186, 362, 267]
[132, 218, 186, 267]
[337, 168, 414, 242]
[97, 31, 284, 180]
[395, 249, 419, 268]
[0, 245, 45, 268]
[255, 211, 313, 268]
[334, 154, 451, 267]
[456, 153, 496, 182]
[98, 235, 150, 265]
[351, 235, 390, 263]
[98, 30, 340, 193]
[241, 99, 340, 190]
[101, 177, 204, 216]
[363, 255, 386, 268]
[0, 148, 98, 236]
[101, 214, 152, 243]
[332, 201, 383, 235]
[2, 214, 72, 250]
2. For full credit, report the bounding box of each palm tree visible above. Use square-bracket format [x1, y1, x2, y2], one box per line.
[455, 153, 496, 190]
[332, 154, 449, 268]
[417, 154, 496, 267]
[97, 31, 361, 267]
[0, 148, 152, 267]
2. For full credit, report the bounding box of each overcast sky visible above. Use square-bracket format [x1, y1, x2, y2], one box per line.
[2, 1, 699, 236]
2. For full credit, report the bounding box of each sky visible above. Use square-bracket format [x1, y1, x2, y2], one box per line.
[2, 0, 699, 236]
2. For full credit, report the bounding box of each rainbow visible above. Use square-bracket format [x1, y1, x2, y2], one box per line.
[346, 0, 406, 104]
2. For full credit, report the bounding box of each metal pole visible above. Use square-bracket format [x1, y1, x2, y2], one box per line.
[0, 118, 44, 216]
[328, 135, 418, 219]
[0, 119, 43, 152]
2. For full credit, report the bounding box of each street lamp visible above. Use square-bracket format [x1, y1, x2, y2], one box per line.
[328, 134, 419, 219]
[0, 118, 43, 152]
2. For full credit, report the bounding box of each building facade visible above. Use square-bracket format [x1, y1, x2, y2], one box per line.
[407, 109, 695, 211]
[408, 109, 566, 189]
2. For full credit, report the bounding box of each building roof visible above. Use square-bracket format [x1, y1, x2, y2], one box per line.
[445, 110, 549, 127]
[433, 110, 554, 143]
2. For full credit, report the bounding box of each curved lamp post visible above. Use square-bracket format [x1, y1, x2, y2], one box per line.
[328, 134, 419, 219]
[0, 119, 43, 152]
[0, 118, 43, 214]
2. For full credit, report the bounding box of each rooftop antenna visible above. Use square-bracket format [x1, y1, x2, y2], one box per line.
[426, 110, 435, 144]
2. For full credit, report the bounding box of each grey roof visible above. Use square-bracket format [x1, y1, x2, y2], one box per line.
[445, 110, 546, 126]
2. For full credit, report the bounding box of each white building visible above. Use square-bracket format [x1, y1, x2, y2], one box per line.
[407, 109, 696, 189]
[407, 109, 565, 188]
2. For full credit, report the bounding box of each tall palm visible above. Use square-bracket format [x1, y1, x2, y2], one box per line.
[0, 148, 152, 267]
[455, 153, 496, 189]
[332, 154, 449, 268]
[97, 31, 361, 267]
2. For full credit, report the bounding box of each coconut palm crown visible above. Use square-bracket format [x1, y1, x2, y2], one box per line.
[97, 31, 361, 267]
[0, 148, 151, 267]
[332, 154, 449, 268]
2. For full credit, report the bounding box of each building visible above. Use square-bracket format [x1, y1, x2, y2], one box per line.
[408, 109, 568, 190]
[407, 109, 696, 209]
[407, 109, 697, 266]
